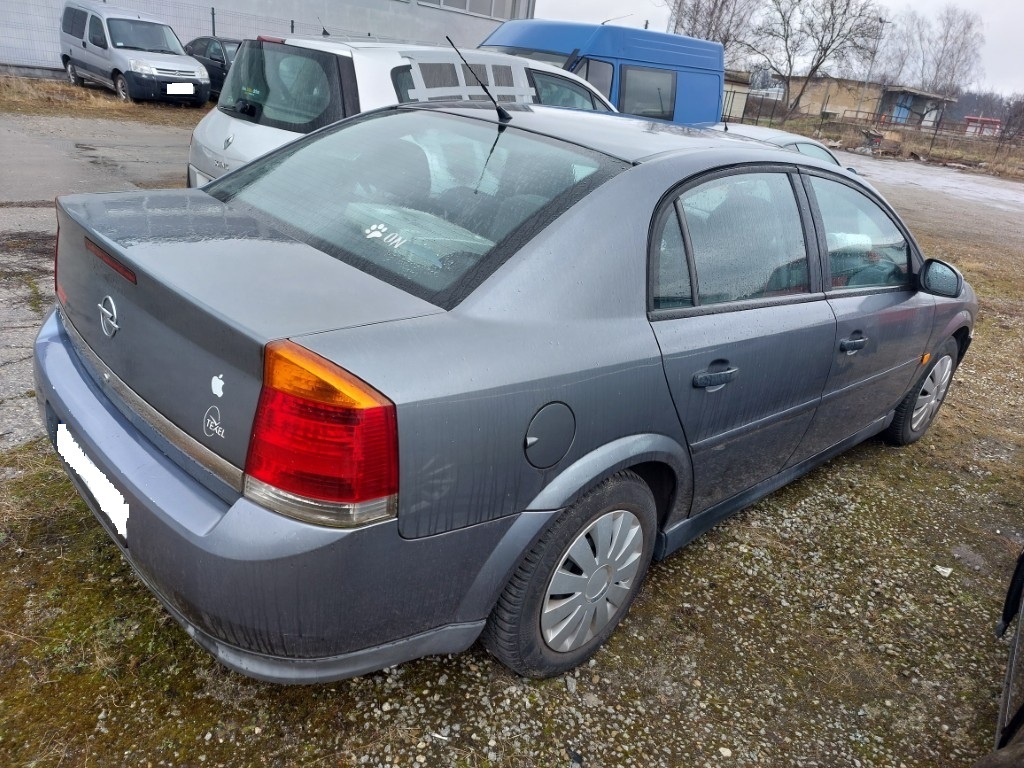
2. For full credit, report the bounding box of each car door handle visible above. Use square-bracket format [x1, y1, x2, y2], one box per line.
[839, 336, 868, 353]
[693, 367, 739, 389]
[82, 40, 87, 48]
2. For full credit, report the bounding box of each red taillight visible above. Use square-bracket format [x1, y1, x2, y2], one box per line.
[245, 340, 398, 522]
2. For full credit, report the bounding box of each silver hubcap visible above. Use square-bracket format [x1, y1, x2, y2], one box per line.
[66, 63, 75, 82]
[541, 509, 644, 653]
[116, 79, 127, 100]
[911, 354, 953, 431]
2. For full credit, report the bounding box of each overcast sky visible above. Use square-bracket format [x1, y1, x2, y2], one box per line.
[533, 0, 1023, 96]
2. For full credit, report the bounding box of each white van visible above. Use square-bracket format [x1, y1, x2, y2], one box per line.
[187, 37, 615, 186]
[60, 0, 209, 105]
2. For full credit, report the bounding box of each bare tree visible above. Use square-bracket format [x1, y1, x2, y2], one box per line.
[873, 5, 983, 97]
[742, 0, 880, 117]
[921, 5, 984, 97]
[1003, 95, 1024, 142]
[667, 0, 762, 66]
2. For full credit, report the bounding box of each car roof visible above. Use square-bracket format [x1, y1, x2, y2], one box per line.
[263, 37, 615, 110]
[713, 121, 829, 150]
[400, 102, 831, 166]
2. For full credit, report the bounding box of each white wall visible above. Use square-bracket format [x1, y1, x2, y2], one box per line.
[1, 0, 517, 71]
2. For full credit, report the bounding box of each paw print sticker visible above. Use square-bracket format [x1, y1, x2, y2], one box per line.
[365, 224, 387, 240]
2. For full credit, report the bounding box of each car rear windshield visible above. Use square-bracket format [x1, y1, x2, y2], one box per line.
[217, 41, 345, 133]
[206, 108, 625, 308]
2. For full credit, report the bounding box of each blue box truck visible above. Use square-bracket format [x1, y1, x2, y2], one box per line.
[480, 20, 725, 126]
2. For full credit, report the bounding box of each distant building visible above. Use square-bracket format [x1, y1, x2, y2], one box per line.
[722, 69, 750, 120]
[787, 76, 954, 126]
[964, 116, 1001, 136]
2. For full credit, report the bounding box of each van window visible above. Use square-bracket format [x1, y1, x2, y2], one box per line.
[574, 58, 613, 100]
[88, 15, 106, 48]
[62, 7, 87, 38]
[218, 41, 346, 134]
[619, 66, 676, 120]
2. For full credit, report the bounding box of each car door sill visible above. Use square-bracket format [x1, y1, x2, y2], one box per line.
[654, 412, 893, 561]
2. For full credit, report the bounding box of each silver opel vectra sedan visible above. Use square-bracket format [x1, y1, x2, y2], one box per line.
[35, 103, 976, 684]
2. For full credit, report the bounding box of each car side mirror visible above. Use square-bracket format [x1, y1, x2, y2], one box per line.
[919, 258, 963, 298]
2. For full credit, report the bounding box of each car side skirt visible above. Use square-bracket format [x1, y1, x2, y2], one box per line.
[654, 412, 894, 561]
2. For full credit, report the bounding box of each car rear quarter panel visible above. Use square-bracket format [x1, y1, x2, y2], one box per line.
[296, 159, 724, 538]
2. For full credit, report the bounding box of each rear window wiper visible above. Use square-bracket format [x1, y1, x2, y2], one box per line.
[221, 98, 263, 121]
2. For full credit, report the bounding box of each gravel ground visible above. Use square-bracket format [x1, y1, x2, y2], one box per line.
[0, 114, 1023, 767]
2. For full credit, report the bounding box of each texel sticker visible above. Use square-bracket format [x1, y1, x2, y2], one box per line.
[203, 406, 226, 439]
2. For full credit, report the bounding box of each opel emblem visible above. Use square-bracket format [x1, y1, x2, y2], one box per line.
[98, 296, 119, 338]
[223, 134, 234, 150]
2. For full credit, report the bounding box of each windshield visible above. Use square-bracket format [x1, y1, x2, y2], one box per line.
[207, 109, 624, 308]
[107, 19, 185, 55]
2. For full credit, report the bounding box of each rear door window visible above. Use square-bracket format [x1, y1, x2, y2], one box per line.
[217, 41, 347, 133]
[674, 172, 810, 305]
[62, 7, 87, 38]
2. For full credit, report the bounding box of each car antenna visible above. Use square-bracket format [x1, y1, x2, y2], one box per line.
[445, 36, 511, 124]
[318, 17, 330, 36]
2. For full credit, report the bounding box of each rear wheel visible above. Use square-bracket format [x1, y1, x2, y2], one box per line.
[482, 471, 656, 677]
[65, 60, 83, 86]
[114, 73, 132, 102]
[885, 337, 959, 446]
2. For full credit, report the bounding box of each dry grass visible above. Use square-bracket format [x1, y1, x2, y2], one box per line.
[0, 75, 211, 128]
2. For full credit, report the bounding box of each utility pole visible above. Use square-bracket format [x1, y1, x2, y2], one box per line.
[855, 17, 891, 121]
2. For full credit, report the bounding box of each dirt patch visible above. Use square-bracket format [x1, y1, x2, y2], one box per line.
[0, 75, 210, 129]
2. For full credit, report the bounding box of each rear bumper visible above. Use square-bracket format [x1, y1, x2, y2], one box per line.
[33, 308, 522, 683]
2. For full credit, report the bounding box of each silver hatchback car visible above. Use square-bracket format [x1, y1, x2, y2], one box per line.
[36, 104, 975, 683]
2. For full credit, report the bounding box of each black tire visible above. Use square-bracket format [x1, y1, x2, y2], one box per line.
[65, 60, 83, 87]
[885, 337, 959, 446]
[482, 471, 657, 678]
[113, 73, 132, 102]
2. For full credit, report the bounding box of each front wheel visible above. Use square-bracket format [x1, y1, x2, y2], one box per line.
[482, 471, 657, 678]
[885, 337, 959, 446]
[113, 73, 132, 102]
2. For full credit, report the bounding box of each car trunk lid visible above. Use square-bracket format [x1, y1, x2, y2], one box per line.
[54, 189, 442, 471]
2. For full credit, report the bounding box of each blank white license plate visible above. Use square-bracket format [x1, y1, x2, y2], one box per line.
[57, 423, 130, 540]
[167, 82, 195, 95]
